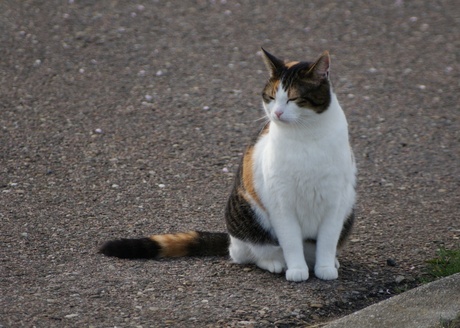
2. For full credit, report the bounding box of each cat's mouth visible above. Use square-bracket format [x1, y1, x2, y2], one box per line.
[273, 114, 295, 124]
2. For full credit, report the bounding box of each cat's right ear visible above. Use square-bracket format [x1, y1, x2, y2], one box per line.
[261, 48, 284, 78]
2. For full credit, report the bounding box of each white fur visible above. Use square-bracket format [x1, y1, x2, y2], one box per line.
[229, 85, 356, 282]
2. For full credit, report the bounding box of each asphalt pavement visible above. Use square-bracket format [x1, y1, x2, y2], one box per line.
[1, 1, 459, 327]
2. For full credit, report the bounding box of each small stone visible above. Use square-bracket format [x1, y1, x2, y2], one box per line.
[158, 184, 165, 188]
[310, 303, 324, 308]
[222, 167, 229, 173]
[395, 275, 405, 283]
[145, 94, 153, 101]
[387, 258, 397, 267]
[203, 106, 210, 110]
[94, 128, 103, 134]
[65, 313, 79, 319]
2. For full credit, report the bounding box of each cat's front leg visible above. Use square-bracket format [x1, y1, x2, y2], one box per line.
[315, 210, 345, 280]
[272, 217, 309, 282]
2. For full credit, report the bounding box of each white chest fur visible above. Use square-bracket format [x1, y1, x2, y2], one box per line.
[252, 93, 356, 239]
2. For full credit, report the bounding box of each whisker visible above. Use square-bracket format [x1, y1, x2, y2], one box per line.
[254, 115, 269, 123]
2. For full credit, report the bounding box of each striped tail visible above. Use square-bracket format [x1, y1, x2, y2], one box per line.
[99, 231, 230, 259]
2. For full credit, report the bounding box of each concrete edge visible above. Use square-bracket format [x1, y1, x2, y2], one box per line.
[324, 273, 460, 328]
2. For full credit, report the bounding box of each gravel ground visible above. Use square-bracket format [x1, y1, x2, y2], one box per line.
[1, 1, 459, 327]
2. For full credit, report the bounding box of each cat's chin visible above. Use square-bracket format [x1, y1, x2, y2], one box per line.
[272, 117, 297, 125]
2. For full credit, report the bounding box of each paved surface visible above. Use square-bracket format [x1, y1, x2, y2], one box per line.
[325, 273, 460, 328]
[1, 0, 459, 327]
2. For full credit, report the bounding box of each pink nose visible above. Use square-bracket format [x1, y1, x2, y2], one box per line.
[275, 110, 283, 118]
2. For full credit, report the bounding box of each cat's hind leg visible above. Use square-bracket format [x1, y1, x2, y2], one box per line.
[229, 236, 286, 274]
[251, 243, 286, 274]
[303, 241, 316, 269]
[229, 236, 253, 264]
[303, 242, 340, 269]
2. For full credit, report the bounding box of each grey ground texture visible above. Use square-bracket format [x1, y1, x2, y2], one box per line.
[1, 1, 459, 327]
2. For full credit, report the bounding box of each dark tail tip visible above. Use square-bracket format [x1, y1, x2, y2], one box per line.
[99, 238, 161, 259]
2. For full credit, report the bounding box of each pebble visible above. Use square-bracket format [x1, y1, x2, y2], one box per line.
[94, 128, 103, 134]
[310, 303, 324, 308]
[387, 258, 397, 267]
[158, 184, 165, 188]
[64, 313, 79, 319]
[395, 275, 405, 283]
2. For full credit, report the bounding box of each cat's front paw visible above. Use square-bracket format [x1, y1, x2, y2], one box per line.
[314, 265, 338, 280]
[286, 268, 309, 282]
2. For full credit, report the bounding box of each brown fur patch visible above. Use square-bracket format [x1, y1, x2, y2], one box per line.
[269, 79, 280, 95]
[241, 146, 265, 211]
[262, 78, 280, 101]
[150, 231, 199, 257]
[285, 61, 299, 68]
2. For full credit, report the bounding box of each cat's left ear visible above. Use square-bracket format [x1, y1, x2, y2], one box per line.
[309, 51, 330, 81]
[261, 48, 285, 78]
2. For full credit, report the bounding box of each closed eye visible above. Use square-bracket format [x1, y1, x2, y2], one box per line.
[262, 93, 275, 102]
[287, 97, 298, 103]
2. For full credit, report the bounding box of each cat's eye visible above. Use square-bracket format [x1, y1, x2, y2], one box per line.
[263, 93, 275, 102]
[287, 97, 298, 103]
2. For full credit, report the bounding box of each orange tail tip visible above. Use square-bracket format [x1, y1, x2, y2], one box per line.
[99, 231, 230, 259]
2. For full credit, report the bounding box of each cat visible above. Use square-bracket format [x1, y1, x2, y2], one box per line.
[100, 49, 356, 282]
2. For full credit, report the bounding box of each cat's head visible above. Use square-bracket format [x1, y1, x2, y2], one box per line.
[261, 49, 332, 124]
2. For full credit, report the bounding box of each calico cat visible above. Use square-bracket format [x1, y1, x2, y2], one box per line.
[100, 49, 356, 282]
